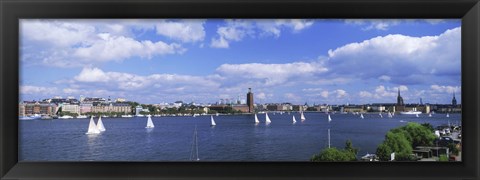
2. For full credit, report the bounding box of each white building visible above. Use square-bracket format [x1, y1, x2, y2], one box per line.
[62, 104, 80, 115]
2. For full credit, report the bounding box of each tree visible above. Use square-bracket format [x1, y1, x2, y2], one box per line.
[311, 140, 358, 162]
[345, 140, 359, 156]
[376, 122, 436, 161]
[311, 147, 356, 162]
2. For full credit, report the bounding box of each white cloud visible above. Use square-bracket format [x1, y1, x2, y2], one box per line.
[21, 19, 190, 68]
[334, 89, 347, 98]
[320, 91, 329, 98]
[359, 91, 373, 98]
[256, 92, 267, 100]
[210, 37, 230, 48]
[216, 62, 327, 86]
[155, 20, 206, 43]
[345, 19, 447, 31]
[74, 67, 109, 82]
[326, 27, 461, 85]
[73, 34, 185, 62]
[378, 75, 391, 82]
[20, 85, 58, 95]
[210, 19, 314, 48]
[430, 85, 460, 93]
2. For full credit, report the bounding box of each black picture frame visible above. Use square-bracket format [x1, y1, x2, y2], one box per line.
[1, 0, 479, 179]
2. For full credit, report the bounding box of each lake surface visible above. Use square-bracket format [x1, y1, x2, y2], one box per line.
[19, 112, 461, 161]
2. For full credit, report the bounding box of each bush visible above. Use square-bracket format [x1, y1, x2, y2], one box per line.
[439, 154, 449, 161]
[311, 140, 358, 162]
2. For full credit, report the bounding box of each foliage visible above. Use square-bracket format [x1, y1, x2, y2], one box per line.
[447, 143, 459, 155]
[376, 122, 436, 161]
[310, 147, 356, 162]
[311, 140, 358, 162]
[421, 123, 434, 132]
[376, 131, 412, 161]
[439, 154, 449, 161]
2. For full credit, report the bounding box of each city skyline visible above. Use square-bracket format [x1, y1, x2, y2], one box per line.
[20, 19, 461, 104]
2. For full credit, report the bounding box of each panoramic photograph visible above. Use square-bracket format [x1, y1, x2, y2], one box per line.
[19, 19, 461, 162]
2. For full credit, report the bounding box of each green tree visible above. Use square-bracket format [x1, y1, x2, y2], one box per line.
[311, 140, 358, 162]
[311, 148, 356, 162]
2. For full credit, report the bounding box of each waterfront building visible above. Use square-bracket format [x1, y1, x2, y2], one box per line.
[21, 101, 57, 116]
[91, 102, 130, 114]
[232, 104, 249, 113]
[62, 104, 80, 115]
[135, 105, 143, 116]
[343, 105, 365, 113]
[19, 103, 25, 117]
[246, 88, 254, 113]
[292, 105, 305, 112]
[79, 103, 93, 114]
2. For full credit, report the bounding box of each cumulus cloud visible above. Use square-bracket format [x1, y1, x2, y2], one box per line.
[210, 19, 314, 48]
[155, 20, 206, 43]
[20, 85, 58, 95]
[73, 34, 185, 62]
[430, 85, 460, 93]
[20, 19, 190, 67]
[326, 27, 460, 85]
[216, 62, 327, 86]
[345, 19, 446, 31]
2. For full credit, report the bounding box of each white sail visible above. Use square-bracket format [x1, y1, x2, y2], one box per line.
[265, 113, 271, 124]
[300, 111, 306, 121]
[429, 113, 432, 117]
[254, 114, 260, 124]
[388, 112, 393, 118]
[415, 114, 419, 118]
[85, 116, 100, 134]
[328, 114, 332, 122]
[446, 113, 450, 118]
[360, 114, 364, 119]
[292, 115, 297, 124]
[97, 116, 106, 132]
[146, 115, 154, 128]
[379, 113, 383, 118]
[211, 115, 216, 126]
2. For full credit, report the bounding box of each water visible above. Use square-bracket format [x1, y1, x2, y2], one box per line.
[19, 113, 461, 161]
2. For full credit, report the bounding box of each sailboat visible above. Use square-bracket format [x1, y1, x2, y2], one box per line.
[379, 113, 383, 118]
[85, 116, 101, 135]
[446, 113, 450, 118]
[292, 115, 297, 124]
[415, 114, 419, 118]
[210, 115, 216, 126]
[265, 113, 271, 125]
[145, 115, 155, 128]
[388, 112, 393, 118]
[254, 114, 260, 124]
[300, 111, 306, 121]
[328, 114, 332, 122]
[428, 113, 432, 117]
[360, 113, 364, 119]
[97, 116, 106, 132]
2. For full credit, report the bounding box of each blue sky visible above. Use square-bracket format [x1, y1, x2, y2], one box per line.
[19, 19, 461, 105]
